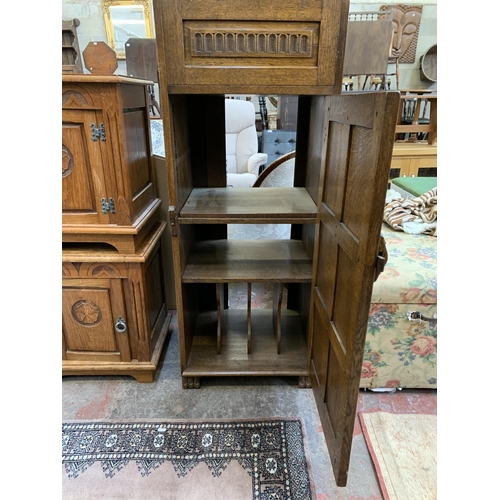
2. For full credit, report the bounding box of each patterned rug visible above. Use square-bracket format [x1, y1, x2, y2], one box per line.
[359, 412, 437, 500]
[62, 418, 315, 499]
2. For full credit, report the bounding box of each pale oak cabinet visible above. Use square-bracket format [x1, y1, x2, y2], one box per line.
[153, 0, 400, 486]
[62, 75, 161, 254]
[62, 222, 171, 383]
[62, 76, 172, 382]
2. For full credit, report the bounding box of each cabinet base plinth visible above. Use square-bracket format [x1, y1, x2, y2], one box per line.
[62, 367, 156, 383]
[62, 312, 172, 383]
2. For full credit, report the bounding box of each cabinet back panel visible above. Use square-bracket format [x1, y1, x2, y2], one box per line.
[305, 96, 328, 205]
[170, 94, 193, 210]
[187, 95, 226, 188]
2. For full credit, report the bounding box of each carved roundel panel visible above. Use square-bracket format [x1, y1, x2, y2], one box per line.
[62, 145, 74, 177]
[72, 300, 102, 326]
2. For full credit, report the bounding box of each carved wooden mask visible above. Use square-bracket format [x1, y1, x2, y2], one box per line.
[381, 4, 422, 63]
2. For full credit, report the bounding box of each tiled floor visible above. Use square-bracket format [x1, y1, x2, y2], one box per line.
[62, 304, 437, 499]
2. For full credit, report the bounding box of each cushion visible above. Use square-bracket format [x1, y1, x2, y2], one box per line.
[261, 130, 297, 167]
[391, 177, 437, 197]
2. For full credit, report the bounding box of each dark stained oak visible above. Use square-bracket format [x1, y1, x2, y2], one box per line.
[153, 0, 349, 93]
[182, 239, 312, 283]
[152, 0, 401, 488]
[179, 188, 318, 223]
[343, 13, 393, 76]
[308, 92, 400, 486]
[183, 310, 309, 377]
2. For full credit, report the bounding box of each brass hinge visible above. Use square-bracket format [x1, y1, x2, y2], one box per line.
[90, 122, 106, 141]
[101, 197, 115, 214]
[168, 206, 178, 236]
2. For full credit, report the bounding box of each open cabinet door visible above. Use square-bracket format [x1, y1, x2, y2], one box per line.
[309, 91, 400, 486]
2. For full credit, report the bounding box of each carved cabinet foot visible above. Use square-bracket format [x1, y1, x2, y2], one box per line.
[182, 377, 201, 389]
[298, 376, 311, 388]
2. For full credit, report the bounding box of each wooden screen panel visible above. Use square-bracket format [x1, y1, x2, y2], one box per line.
[125, 38, 159, 82]
[343, 16, 393, 75]
[309, 92, 400, 487]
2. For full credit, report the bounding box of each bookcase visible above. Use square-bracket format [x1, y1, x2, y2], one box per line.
[153, 0, 400, 485]
[62, 19, 83, 74]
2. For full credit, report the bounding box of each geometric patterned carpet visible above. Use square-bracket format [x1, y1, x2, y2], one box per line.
[62, 418, 315, 499]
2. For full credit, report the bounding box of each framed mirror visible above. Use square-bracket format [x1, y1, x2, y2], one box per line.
[102, 0, 154, 59]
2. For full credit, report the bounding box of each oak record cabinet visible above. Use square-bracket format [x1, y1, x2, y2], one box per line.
[154, 0, 400, 485]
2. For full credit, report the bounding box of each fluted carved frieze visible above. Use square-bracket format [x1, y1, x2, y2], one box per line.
[185, 22, 318, 60]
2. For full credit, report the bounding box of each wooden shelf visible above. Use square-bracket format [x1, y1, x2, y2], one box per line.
[179, 187, 317, 223]
[62, 19, 83, 74]
[182, 239, 312, 283]
[183, 310, 309, 377]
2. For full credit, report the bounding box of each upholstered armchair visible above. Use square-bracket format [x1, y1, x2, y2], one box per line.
[225, 99, 267, 187]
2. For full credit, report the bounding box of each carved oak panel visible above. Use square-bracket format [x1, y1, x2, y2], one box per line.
[184, 21, 318, 63]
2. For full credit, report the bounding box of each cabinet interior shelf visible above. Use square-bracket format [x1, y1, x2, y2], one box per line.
[182, 239, 312, 283]
[183, 310, 309, 377]
[179, 187, 317, 223]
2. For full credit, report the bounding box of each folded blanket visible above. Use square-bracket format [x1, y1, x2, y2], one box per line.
[383, 188, 437, 236]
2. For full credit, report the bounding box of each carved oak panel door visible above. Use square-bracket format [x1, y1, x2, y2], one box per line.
[62, 109, 113, 225]
[62, 278, 131, 363]
[309, 92, 399, 486]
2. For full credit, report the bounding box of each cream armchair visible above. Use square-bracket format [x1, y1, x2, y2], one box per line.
[225, 99, 267, 187]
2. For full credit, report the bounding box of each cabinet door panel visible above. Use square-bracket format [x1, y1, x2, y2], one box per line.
[62, 279, 131, 362]
[310, 92, 399, 486]
[62, 110, 111, 225]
